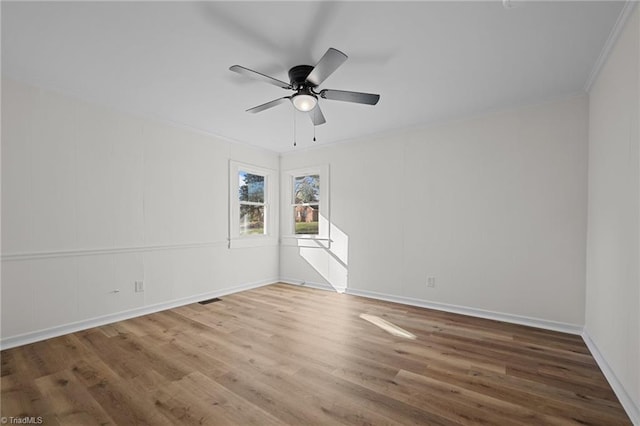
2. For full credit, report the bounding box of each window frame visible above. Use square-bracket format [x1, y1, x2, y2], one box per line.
[281, 165, 330, 248]
[229, 161, 278, 248]
[292, 174, 321, 237]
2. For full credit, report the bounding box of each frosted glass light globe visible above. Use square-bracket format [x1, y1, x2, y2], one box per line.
[292, 94, 317, 112]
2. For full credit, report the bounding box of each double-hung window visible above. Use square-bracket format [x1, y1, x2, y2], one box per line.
[293, 174, 320, 236]
[229, 161, 277, 247]
[282, 165, 329, 247]
[239, 171, 266, 236]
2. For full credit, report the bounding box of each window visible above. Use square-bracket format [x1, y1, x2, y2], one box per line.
[282, 165, 329, 246]
[239, 171, 266, 236]
[293, 174, 320, 235]
[229, 161, 277, 248]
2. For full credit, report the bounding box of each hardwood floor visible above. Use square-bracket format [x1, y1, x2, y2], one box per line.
[1, 283, 632, 425]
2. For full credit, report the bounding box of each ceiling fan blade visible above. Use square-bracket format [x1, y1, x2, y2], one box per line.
[246, 97, 291, 113]
[305, 48, 348, 86]
[320, 89, 380, 105]
[308, 104, 326, 126]
[230, 65, 292, 89]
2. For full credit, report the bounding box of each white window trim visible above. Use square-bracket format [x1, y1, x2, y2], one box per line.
[281, 165, 330, 248]
[229, 160, 278, 248]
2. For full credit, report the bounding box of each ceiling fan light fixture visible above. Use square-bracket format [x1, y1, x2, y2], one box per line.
[292, 93, 317, 112]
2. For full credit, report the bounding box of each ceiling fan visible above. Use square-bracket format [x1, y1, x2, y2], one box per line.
[230, 48, 380, 126]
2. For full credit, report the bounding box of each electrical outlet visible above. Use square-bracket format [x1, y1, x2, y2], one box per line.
[427, 276, 436, 288]
[135, 280, 144, 292]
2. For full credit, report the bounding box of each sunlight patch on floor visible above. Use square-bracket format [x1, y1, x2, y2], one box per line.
[359, 314, 417, 340]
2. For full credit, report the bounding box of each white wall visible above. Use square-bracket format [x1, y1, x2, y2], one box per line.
[281, 95, 589, 327]
[586, 4, 640, 420]
[1, 78, 279, 346]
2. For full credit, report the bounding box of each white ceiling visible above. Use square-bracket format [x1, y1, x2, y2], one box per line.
[2, 1, 625, 152]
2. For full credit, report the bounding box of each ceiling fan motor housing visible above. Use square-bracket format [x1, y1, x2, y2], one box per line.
[289, 65, 315, 89]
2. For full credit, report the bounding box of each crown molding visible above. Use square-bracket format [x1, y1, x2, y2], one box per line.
[584, 1, 638, 93]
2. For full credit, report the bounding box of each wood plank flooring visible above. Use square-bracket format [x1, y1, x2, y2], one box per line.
[1, 283, 632, 425]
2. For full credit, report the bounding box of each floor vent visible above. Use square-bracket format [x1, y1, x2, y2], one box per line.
[198, 297, 222, 305]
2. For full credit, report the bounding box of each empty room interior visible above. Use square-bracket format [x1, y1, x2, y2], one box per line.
[1, 1, 639, 425]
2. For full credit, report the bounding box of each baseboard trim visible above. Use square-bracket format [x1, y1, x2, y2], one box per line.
[279, 277, 345, 293]
[277, 280, 582, 335]
[0, 278, 278, 350]
[343, 287, 584, 335]
[582, 330, 640, 425]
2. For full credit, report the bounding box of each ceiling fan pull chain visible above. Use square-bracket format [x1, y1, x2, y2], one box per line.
[313, 123, 316, 142]
[293, 107, 297, 147]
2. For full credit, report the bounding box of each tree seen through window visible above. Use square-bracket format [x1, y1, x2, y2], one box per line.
[239, 171, 266, 235]
[293, 175, 319, 235]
